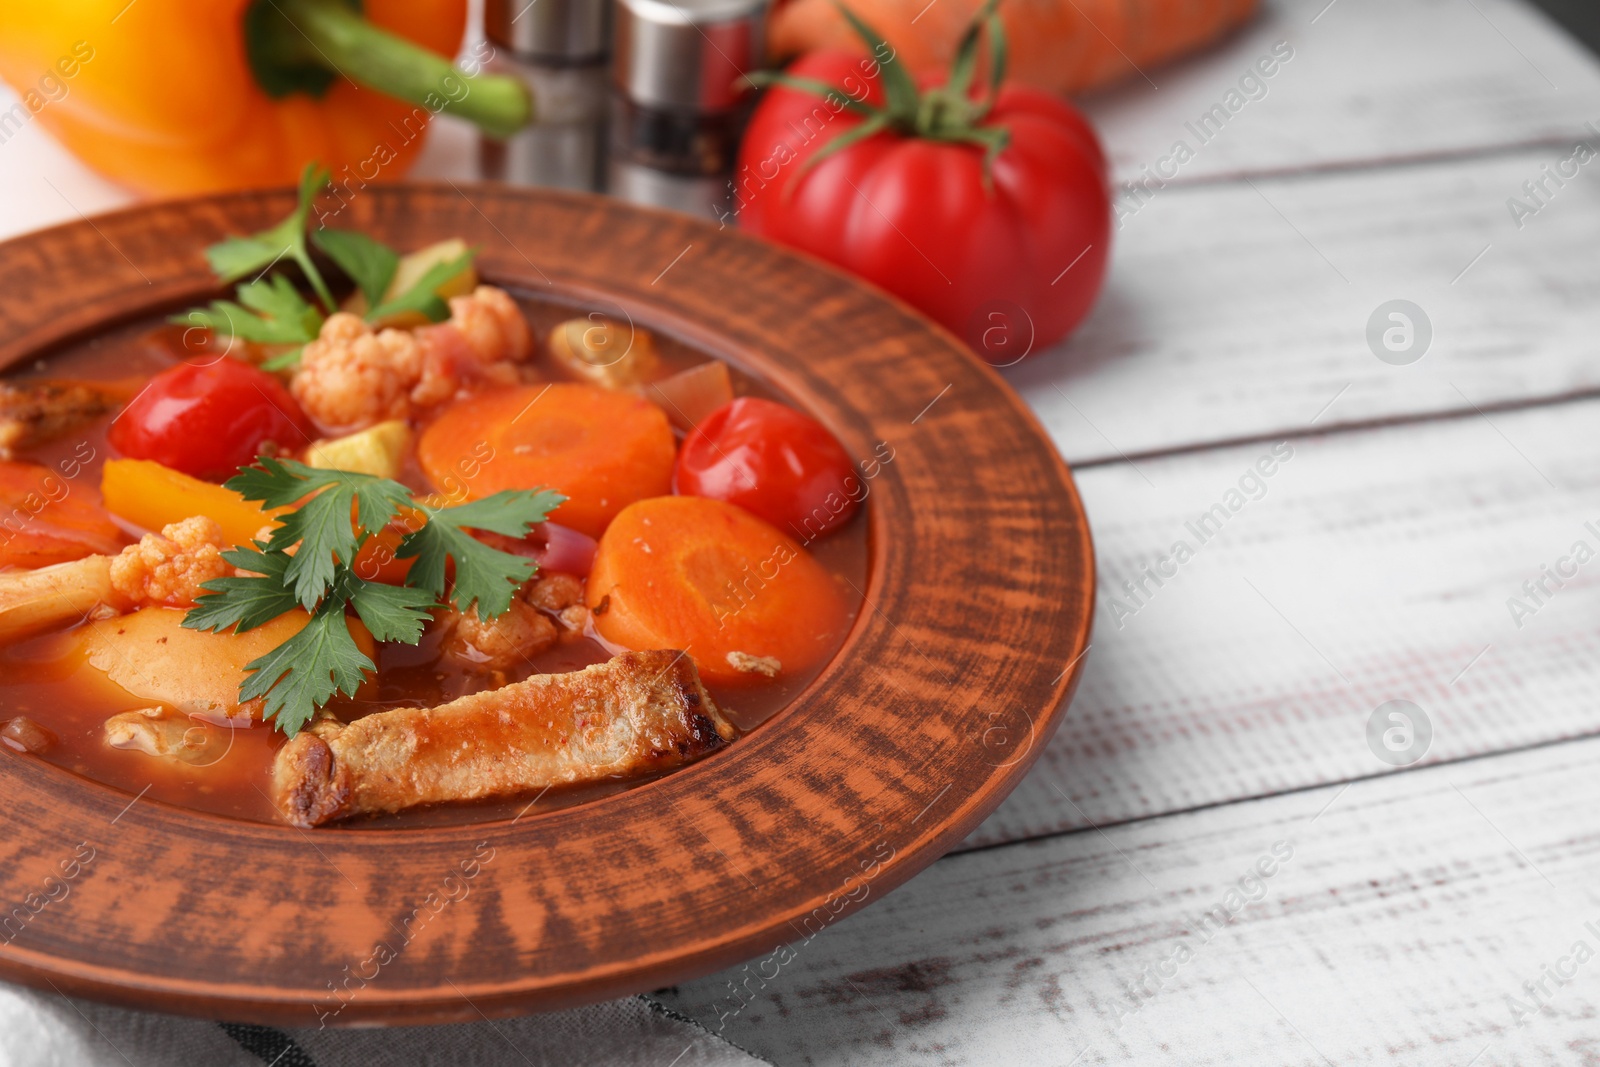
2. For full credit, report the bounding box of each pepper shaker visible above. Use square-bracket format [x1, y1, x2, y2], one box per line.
[479, 0, 612, 192]
[608, 0, 769, 221]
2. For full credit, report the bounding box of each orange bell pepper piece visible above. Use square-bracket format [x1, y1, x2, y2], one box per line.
[101, 459, 279, 547]
[0, 0, 532, 196]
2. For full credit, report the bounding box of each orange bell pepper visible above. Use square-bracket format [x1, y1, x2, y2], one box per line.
[101, 459, 280, 547]
[0, 0, 532, 196]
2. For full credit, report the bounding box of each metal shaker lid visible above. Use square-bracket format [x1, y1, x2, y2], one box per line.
[485, 0, 613, 62]
[613, 0, 768, 112]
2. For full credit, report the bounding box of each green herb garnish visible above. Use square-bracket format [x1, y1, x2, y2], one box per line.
[311, 228, 398, 308]
[204, 164, 336, 311]
[184, 457, 564, 737]
[179, 275, 324, 347]
[173, 162, 475, 369]
[367, 250, 473, 323]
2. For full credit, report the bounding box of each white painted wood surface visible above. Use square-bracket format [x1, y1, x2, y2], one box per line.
[659, 1, 1600, 1064]
[1084, 0, 1600, 184]
[661, 737, 1600, 1066]
[1008, 144, 1600, 465]
[966, 396, 1600, 847]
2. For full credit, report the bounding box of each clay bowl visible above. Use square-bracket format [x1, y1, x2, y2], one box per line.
[0, 184, 1094, 1024]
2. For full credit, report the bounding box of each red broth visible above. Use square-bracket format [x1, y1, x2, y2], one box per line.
[0, 293, 868, 827]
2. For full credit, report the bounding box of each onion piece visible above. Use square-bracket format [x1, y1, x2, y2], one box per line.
[645, 361, 734, 433]
[533, 522, 598, 577]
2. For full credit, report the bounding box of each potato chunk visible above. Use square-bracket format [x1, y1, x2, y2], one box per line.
[70, 607, 374, 720]
[76, 608, 314, 719]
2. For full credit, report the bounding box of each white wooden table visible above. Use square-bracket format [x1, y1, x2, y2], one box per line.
[4, 1, 1600, 1062]
[653, 1, 1600, 1063]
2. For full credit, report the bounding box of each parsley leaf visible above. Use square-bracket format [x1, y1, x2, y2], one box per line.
[171, 275, 324, 345]
[184, 456, 562, 736]
[226, 457, 413, 609]
[238, 601, 373, 736]
[204, 163, 336, 311]
[185, 545, 302, 633]
[312, 228, 399, 308]
[347, 580, 437, 644]
[366, 249, 475, 323]
[399, 490, 564, 619]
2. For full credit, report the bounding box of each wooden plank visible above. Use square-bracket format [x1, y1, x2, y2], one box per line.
[658, 735, 1600, 1066]
[1084, 0, 1600, 185]
[1010, 144, 1600, 464]
[959, 397, 1600, 848]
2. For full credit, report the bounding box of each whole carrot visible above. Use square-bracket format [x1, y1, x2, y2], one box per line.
[769, 0, 1260, 96]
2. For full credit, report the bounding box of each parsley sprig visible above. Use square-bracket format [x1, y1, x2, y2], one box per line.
[173, 162, 475, 370]
[184, 457, 564, 737]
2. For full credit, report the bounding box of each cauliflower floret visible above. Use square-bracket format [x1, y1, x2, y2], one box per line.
[448, 285, 531, 364]
[290, 286, 531, 431]
[109, 516, 230, 609]
[291, 313, 424, 431]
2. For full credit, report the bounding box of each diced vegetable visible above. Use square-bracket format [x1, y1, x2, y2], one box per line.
[306, 420, 412, 481]
[645, 361, 734, 433]
[1, 716, 56, 755]
[588, 496, 851, 685]
[417, 383, 675, 538]
[0, 460, 125, 568]
[69, 606, 375, 720]
[101, 459, 278, 547]
[547, 316, 661, 390]
[475, 522, 598, 578]
[532, 522, 597, 577]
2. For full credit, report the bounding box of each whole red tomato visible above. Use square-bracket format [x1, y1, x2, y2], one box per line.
[109, 358, 312, 480]
[736, 11, 1110, 363]
[675, 397, 860, 539]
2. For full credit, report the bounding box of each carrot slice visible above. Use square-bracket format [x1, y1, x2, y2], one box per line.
[0, 460, 125, 568]
[416, 383, 675, 538]
[588, 496, 851, 686]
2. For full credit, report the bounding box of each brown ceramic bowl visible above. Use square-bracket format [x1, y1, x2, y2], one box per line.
[0, 184, 1094, 1025]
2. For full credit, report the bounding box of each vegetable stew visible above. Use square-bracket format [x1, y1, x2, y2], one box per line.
[0, 191, 871, 829]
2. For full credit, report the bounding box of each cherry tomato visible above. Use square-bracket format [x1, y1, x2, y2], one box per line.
[108, 359, 312, 481]
[674, 397, 860, 540]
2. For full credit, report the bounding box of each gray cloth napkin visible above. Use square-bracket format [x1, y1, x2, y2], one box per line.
[0, 984, 769, 1067]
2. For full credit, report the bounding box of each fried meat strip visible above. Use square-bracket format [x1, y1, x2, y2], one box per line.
[272, 649, 734, 827]
[0, 381, 119, 458]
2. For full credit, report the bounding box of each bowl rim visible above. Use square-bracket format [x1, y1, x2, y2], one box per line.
[0, 182, 1096, 1025]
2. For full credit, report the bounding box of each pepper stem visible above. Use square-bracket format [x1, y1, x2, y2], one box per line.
[245, 0, 533, 139]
